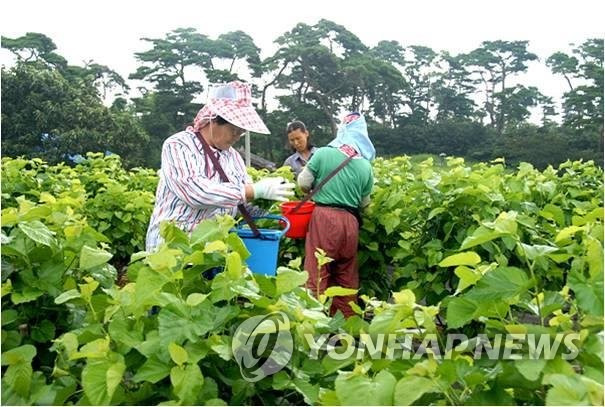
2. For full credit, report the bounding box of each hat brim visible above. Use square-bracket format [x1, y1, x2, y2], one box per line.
[214, 105, 270, 134]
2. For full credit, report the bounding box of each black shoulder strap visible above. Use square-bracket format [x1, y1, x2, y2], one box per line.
[290, 147, 357, 214]
[195, 132, 261, 237]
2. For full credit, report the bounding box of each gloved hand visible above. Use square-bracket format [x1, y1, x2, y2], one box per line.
[252, 177, 295, 201]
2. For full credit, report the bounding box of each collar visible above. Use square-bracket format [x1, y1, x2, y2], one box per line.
[293, 146, 317, 162]
[189, 129, 226, 156]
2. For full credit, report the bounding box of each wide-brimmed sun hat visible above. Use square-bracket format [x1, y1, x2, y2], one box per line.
[190, 81, 270, 134]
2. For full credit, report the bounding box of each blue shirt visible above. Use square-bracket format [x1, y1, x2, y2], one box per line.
[283, 147, 317, 176]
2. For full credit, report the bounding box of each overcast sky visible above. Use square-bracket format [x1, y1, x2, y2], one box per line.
[1, 0, 604, 120]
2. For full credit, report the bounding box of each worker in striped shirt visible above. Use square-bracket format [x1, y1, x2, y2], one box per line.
[146, 81, 294, 251]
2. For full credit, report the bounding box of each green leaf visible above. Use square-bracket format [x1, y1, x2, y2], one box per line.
[335, 370, 396, 405]
[318, 389, 341, 406]
[134, 268, 171, 313]
[1, 209, 18, 227]
[254, 274, 276, 298]
[292, 378, 320, 405]
[394, 375, 437, 405]
[70, 338, 110, 360]
[226, 232, 250, 260]
[170, 364, 204, 405]
[130, 251, 149, 263]
[160, 222, 191, 246]
[366, 241, 379, 251]
[135, 330, 162, 359]
[585, 207, 604, 223]
[460, 226, 504, 250]
[515, 358, 546, 381]
[369, 305, 413, 334]
[272, 371, 290, 390]
[106, 359, 126, 400]
[493, 211, 518, 234]
[168, 342, 188, 366]
[392, 289, 416, 306]
[568, 270, 603, 316]
[31, 319, 56, 342]
[454, 266, 481, 293]
[1, 344, 37, 365]
[555, 226, 584, 243]
[18, 220, 56, 247]
[519, 243, 559, 261]
[427, 207, 445, 220]
[4, 361, 33, 397]
[543, 357, 576, 376]
[184, 341, 210, 364]
[203, 240, 227, 253]
[586, 236, 604, 277]
[380, 212, 401, 234]
[537, 291, 566, 316]
[56, 333, 79, 357]
[190, 219, 224, 245]
[11, 286, 44, 304]
[466, 383, 515, 405]
[158, 302, 214, 345]
[208, 335, 231, 361]
[446, 297, 478, 328]
[1, 309, 18, 326]
[186, 293, 209, 306]
[78, 279, 99, 302]
[204, 398, 227, 406]
[547, 253, 574, 264]
[146, 247, 180, 271]
[108, 314, 144, 348]
[288, 257, 302, 270]
[539, 204, 565, 226]
[199, 376, 219, 401]
[275, 269, 308, 296]
[37, 256, 66, 295]
[225, 252, 243, 279]
[467, 267, 531, 302]
[80, 245, 113, 270]
[439, 251, 481, 267]
[323, 286, 359, 297]
[580, 375, 605, 405]
[55, 288, 80, 304]
[543, 373, 590, 405]
[81, 355, 125, 405]
[133, 356, 171, 384]
[1, 279, 13, 297]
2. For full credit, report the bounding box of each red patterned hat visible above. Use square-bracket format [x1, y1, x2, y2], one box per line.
[191, 81, 270, 134]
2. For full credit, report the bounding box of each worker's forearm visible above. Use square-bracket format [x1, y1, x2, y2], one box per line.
[244, 184, 255, 201]
[297, 167, 314, 192]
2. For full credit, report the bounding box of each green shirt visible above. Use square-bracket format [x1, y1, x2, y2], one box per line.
[307, 147, 373, 208]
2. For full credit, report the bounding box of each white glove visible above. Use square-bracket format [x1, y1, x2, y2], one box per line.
[252, 177, 295, 202]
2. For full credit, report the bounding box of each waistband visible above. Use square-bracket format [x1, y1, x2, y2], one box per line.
[315, 202, 362, 228]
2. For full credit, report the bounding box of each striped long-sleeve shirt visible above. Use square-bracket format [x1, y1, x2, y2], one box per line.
[145, 130, 256, 251]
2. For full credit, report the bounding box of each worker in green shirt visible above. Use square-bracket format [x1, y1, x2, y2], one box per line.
[297, 112, 375, 317]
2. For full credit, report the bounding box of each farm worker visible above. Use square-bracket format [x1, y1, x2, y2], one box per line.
[283, 120, 317, 177]
[145, 81, 295, 251]
[297, 112, 375, 317]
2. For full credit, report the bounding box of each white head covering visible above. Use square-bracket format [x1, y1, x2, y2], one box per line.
[328, 112, 376, 161]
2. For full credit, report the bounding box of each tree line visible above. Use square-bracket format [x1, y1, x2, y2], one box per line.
[1, 21, 603, 169]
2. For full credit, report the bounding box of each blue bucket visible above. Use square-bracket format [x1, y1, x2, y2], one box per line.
[234, 215, 290, 276]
